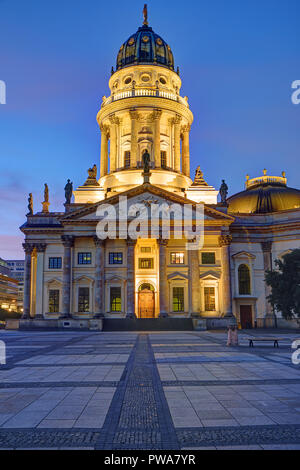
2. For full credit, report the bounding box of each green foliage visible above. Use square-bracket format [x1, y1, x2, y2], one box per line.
[0, 309, 22, 321]
[265, 249, 300, 319]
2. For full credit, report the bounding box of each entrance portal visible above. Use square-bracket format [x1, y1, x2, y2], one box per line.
[138, 284, 155, 318]
[240, 305, 253, 329]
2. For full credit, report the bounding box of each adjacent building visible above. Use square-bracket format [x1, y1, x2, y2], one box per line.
[0, 258, 19, 312]
[6, 260, 25, 312]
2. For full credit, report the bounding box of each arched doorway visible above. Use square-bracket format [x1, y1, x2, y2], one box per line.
[138, 283, 155, 318]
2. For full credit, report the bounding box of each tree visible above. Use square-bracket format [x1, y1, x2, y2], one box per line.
[265, 249, 300, 320]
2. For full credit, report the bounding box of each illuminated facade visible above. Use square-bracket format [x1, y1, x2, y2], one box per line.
[20, 11, 300, 330]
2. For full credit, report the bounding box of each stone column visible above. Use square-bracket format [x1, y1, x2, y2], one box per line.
[182, 125, 191, 177]
[174, 115, 182, 172]
[188, 244, 200, 316]
[22, 243, 34, 319]
[129, 109, 139, 168]
[153, 109, 162, 168]
[35, 243, 47, 319]
[94, 237, 105, 317]
[100, 124, 109, 178]
[219, 234, 233, 318]
[126, 239, 136, 318]
[109, 115, 119, 173]
[261, 241, 275, 327]
[61, 236, 74, 318]
[158, 239, 168, 318]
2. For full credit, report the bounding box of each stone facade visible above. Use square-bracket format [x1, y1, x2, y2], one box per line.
[20, 18, 300, 329]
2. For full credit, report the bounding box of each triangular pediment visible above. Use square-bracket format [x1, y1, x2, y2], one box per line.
[60, 183, 234, 225]
[200, 271, 221, 280]
[168, 272, 189, 281]
[232, 251, 256, 260]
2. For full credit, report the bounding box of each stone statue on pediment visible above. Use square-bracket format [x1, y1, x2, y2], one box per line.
[220, 179, 228, 204]
[88, 164, 97, 179]
[142, 150, 150, 174]
[44, 183, 49, 203]
[27, 193, 33, 215]
[64, 179, 73, 204]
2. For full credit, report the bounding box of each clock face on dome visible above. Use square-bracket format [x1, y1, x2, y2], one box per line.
[142, 36, 150, 43]
[156, 38, 163, 46]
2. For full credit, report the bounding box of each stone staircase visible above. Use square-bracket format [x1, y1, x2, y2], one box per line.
[103, 318, 194, 331]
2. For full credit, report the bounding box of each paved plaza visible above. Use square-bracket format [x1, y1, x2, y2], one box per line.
[0, 329, 299, 450]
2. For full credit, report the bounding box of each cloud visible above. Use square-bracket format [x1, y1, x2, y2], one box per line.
[0, 234, 24, 259]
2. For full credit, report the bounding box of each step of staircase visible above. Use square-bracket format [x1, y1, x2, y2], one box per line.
[103, 318, 194, 332]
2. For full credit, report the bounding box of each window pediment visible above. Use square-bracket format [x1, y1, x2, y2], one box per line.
[232, 251, 256, 260]
[168, 272, 189, 281]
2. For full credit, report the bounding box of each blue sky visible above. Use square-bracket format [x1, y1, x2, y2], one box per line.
[0, 0, 299, 258]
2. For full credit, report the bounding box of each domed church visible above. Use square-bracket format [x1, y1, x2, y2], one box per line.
[20, 7, 300, 331]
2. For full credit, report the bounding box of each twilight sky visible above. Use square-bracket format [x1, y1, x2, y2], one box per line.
[0, 0, 299, 259]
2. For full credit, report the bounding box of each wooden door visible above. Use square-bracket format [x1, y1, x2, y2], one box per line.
[240, 305, 253, 329]
[138, 289, 155, 318]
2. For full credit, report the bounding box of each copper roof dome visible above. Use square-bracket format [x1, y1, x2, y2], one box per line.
[227, 170, 300, 214]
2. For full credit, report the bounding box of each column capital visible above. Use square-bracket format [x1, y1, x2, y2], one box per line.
[152, 109, 162, 121]
[100, 123, 109, 136]
[261, 241, 272, 253]
[109, 114, 120, 125]
[22, 243, 35, 255]
[219, 234, 232, 247]
[35, 243, 47, 253]
[158, 238, 168, 247]
[93, 236, 105, 247]
[126, 238, 137, 247]
[129, 108, 140, 121]
[61, 235, 75, 248]
[174, 114, 182, 125]
[181, 124, 191, 133]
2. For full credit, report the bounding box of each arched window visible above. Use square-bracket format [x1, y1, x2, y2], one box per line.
[238, 264, 251, 295]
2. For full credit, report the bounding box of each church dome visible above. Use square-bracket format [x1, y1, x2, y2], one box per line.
[116, 24, 175, 72]
[227, 171, 300, 214]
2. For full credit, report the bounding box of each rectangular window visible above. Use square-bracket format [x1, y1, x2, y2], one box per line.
[173, 287, 184, 312]
[78, 287, 90, 313]
[109, 252, 123, 265]
[204, 287, 216, 311]
[141, 247, 151, 253]
[138, 258, 154, 269]
[201, 252, 216, 265]
[110, 287, 122, 312]
[78, 253, 92, 265]
[124, 151, 131, 168]
[49, 289, 59, 313]
[170, 252, 185, 265]
[161, 151, 167, 168]
[49, 257, 62, 269]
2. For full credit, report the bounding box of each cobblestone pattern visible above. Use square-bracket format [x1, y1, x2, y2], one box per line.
[12, 363, 127, 368]
[0, 381, 119, 389]
[0, 429, 100, 448]
[162, 379, 300, 387]
[177, 425, 300, 447]
[96, 334, 179, 450]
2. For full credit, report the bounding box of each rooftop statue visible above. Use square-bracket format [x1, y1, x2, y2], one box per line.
[142, 150, 150, 174]
[42, 183, 50, 213]
[44, 183, 49, 203]
[88, 164, 97, 180]
[27, 193, 33, 216]
[220, 179, 229, 204]
[143, 4, 148, 26]
[64, 179, 73, 205]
